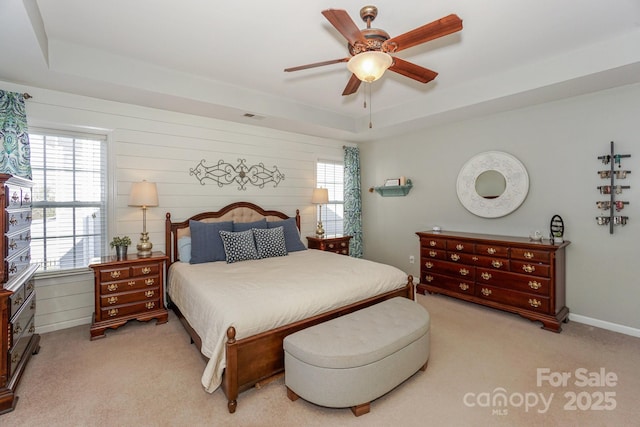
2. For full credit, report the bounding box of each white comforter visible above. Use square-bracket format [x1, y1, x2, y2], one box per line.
[167, 249, 408, 392]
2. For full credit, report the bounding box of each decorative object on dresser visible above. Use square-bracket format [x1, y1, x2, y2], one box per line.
[307, 235, 352, 256]
[311, 188, 329, 237]
[109, 235, 131, 260]
[596, 141, 630, 234]
[89, 251, 168, 340]
[416, 230, 570, 332]
[549, 215, 564, 243]
[0, 174, 39, 414]
[128, 180, 159, 257]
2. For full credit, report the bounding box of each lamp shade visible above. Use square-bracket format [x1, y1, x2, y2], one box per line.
[128, 180, 159, 207]
[311, 188, 329, 204]
[347, 51, 393, 83]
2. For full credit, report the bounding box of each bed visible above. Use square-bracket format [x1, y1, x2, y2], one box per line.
[164, 201, 414, 413]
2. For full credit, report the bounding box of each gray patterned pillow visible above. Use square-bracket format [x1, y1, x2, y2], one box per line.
[253, 226, 288, 259]
[219, 230, 258, 263]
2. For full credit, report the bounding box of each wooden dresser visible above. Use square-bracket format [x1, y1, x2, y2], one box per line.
[89, 251, 168, 340]
[416, 231, 570, 332]
[0, 174, 39, 414]
[306, 235, 352, 256]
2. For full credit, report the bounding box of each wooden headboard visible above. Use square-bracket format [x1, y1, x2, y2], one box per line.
[165, 201, 301, 267]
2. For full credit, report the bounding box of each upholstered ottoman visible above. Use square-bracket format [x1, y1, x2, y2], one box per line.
[284, 297, 430, 416]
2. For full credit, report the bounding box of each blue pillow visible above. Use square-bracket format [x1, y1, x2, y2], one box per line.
[178, 236, 191, 263]
[189, 220, 233, 264]
[253, 226, 288, 259]
[233, 218, 268, 232]
[267, 218, 306, 252]
[219, 230, 258, 263]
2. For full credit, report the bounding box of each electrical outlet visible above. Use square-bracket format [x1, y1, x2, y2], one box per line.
[409, 255, 415, 264]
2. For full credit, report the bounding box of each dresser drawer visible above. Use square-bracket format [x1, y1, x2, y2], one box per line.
[100, 286, 160, 308]
[476, 244, 509, 258]
[475, 284, 550, 313]
[421, 248, 446, 260]
[511, 260, 550, 278]
[10, 292, 36, 348]
[423, 259, 475, 280]
[445, 251, 476, 264]
[422, 237, 446, 250]
[474, 255, 510, 271]
[446, 239, 474, 253]
[511, 248, 550, 263]
[7, 208, 32, 233]
[6, 228, 31, 258]
[99, 298, 161, 320]
[100, 274, 160, 294]
[9, 276, 36, 318]
[8, 315, 36, 377]
[100, 267, 131, 282]
[6, 247, 31, 280]
[476, 269, 551, 296]
[423, 272, 475, 295]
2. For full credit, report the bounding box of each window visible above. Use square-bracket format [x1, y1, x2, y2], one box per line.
[316, 160, 344, 236]
[30, 129, 107, 272]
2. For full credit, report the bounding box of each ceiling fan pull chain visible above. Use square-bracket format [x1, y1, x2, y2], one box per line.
[368, 83, 373, 129]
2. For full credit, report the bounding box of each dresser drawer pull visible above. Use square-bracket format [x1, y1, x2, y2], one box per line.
[12, 353, 19, 363]
[145, 290, 155, 298]
[481, 272, 492, 280]
[341, 242, 347, 247]
[487, 247, 496, 255]
[472, 256, 478, 261]
[524, 252, 535, 259]
[481, 288, 492, 296]
[108, 308, 118, 317]
[425, 275, 434, 282]
[107, 284, 119, 292]
[456, 244, 464, 250]
[328, 243, 335, 249]
[107, 296, 118, 305]
[110, 271, 121, 279]
[29, 324, 36, 333]
[425, 262, 434, 269]
[146, 302, 155, 310]
[450, 253, 460, 261]
[128, 281, 136, 286]
[9, 215, 18, 226]
[31, 300, 36, 310]
[429, 240, 437, 247]
[429, 250, 437, 257]
[528, 281, 542, 290]
[142, 267, 152, 274]
[459, 268, 469, 276]
[459, 283, 469, 291]
[27, 282, 34, 292]
[491, 260, 503, 268]
[145, 278, 155, 286]
[522, 264, 536, 273]
[529, 298, 542, 308]
[13, 296, 23, 306]
[14, 322, 22, 334]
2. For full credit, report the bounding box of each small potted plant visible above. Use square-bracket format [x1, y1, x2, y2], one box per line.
[110, 235, 132, 259]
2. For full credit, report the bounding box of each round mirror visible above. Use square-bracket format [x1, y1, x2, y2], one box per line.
[456, 151, 529, 218]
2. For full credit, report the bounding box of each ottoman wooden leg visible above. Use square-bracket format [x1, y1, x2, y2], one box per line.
[351, 402, 370, 416]
[286, 387, 300, 402]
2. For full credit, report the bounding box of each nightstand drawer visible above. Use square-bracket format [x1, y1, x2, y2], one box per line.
[132, 263, 160, 277]
[100, 267, 131, 282]
[100, 275, 160, 293]
[99, 298, 162, 320]
[100, 287, 160, 307]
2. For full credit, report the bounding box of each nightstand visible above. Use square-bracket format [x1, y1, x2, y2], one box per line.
[89, 251, 169, 340]
[306, 235, 352, 256]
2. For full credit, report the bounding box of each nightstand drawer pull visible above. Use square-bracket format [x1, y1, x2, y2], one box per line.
[522, 264, 536, 273]
[128, 281, 136, 286]
[429, 240, 437, 247]
[491, 260, 503, 268]
[107, 296, 118, 305]
[524, 252, 534, 259]
[459, 283, 469, 291]
[487, 247, 496, 255]
[481, 272, 492, 280]
[481, 288, 492, 296]
[529, 281, 542, 290]
[146, 302, 155, 310]
[110, 271, 121, 279]
[429, 250, 437, 257]
[341, 242, 347, 247]
[145, 278, 155, 286]
[328, 243, 335, 249]
[450, 253, 460, 261]
[142, 267, 152, 274]
[456, 244, 464, 250]
[529, 298, 542, 308]
[425, 275, 434, 282]
[145, 290, 155, 298]
[459, 268, 469, 276]
[425, 262, 433, 269]
[107, 284, 118, 292]
[108, 308, 118, 317]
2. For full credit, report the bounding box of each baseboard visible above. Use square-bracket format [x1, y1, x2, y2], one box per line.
[569, 313, 640, 338]
[36, 316, 92, 334]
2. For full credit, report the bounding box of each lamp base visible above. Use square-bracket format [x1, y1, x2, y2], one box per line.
[315, 221, 325, 238]
[137, 232, 153, 257]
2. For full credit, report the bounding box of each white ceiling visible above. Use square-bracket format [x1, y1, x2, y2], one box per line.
[2, 0, 639, 142]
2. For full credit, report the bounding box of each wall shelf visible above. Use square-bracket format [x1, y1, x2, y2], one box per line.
[372, 180, 413, 197]
[596, 141, 630, 234]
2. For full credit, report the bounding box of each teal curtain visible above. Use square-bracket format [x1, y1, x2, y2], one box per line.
[0, 91, 32, 179]
[344, 146, 363, 258]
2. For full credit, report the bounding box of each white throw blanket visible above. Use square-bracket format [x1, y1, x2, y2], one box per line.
[167, 249, 408, 392]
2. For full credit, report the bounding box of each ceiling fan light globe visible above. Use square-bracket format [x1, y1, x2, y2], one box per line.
[347, 51, 393, 83]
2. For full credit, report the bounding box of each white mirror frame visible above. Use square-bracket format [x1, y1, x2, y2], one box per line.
[456, 151, 529, 218]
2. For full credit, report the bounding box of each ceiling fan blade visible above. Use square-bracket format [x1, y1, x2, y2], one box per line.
[342, 74, 362, 96]
[284, 58, 349, 72]
[384, 14, 462, 53]
[389, 57, 438, 83]
[322, 9, 367, 46]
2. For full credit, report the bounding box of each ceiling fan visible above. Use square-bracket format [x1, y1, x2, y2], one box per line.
[284, 5, 463, 96]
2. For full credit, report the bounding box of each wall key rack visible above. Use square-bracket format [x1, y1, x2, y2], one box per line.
[596, 141, 630, 234]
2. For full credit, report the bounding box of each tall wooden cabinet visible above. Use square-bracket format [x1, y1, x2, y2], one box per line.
[416, 230, 569, 332]
[0, 174, 39, 413]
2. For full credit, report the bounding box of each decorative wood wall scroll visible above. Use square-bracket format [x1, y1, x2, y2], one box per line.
[190, 158, 285, 190]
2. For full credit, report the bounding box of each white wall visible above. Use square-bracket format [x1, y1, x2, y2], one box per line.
[360, 82, 640, 334]
[1, 81, 346, 333]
